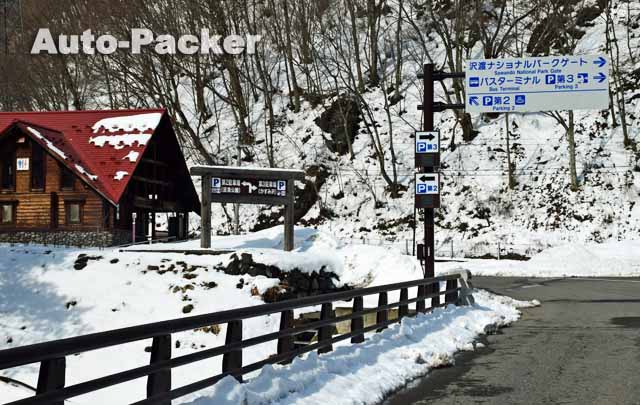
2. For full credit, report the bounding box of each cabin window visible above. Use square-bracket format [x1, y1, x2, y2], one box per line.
[1, 152, 15, 190]
[65, 202, 83, 225]
[60, 165, 74, 190]
[0, 203, 15, 224]
[31, 144, 46, 190]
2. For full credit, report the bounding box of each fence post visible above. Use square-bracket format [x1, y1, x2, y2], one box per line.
[222, 320, 243, 381]
[37, 357, 66, 405]
[431, 281, 440, 308]
[450, 240, 454, 258]
[277, 310, 294, 363]
[376, 292, 388, 332]
[147, 334, 171, 404]
[456, 270, 476, 306]
[416, 285, 426, 313]
[445, 279, 458, 305]
[498, 242, 501, 260]
[351, 296, 364, 344]
[318, 303, 333, 354]
[398, 288, 409, 320]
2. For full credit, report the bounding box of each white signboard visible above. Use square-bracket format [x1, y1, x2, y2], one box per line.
[415, 131, 439, 154]
[465, 55, 609, 113]
[415, 173, 439, 195]
[16, 158, 29, 171]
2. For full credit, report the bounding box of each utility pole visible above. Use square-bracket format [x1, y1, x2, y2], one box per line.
[417, 64, 465, 306]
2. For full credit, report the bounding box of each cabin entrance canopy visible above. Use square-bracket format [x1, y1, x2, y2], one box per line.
[190, 165, 305, 251]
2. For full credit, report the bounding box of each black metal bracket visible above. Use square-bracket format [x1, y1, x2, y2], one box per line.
[417, 102, 465, 112]
[417, 70, 466, 81]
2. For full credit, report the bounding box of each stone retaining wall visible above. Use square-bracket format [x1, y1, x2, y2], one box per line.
[0, 230, 131, 247]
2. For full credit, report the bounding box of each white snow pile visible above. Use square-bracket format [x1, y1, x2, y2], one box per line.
[124, 227, 424, 288]
[438, 240, 640, 277]
[182, 290, 536, 405]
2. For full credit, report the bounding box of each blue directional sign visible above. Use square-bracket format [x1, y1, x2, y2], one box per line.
[415, 174, 439, 195]
[465, 55, 609, 113]
[415, 173, 440, 209]
[415, 131, 440, 167]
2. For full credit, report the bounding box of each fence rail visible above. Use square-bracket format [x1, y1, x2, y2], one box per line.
[0, 271, 474, 405]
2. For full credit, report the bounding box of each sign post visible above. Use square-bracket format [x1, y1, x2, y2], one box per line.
[191, 166, 305, 251]
[131, 212, 137, 244]
[465, 55, 609, 113]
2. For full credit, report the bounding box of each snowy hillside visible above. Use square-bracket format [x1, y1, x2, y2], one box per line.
[190, 1, 640, 257]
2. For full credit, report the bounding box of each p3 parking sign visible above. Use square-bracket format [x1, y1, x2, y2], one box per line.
[415, 131, 440, 167]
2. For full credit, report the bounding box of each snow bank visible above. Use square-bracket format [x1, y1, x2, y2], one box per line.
[129, 227, 424, 287]
[183, 291, 535, 405]
[439, 240, 640, 277]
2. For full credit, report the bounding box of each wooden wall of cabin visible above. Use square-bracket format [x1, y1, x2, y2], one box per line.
[0, 132, 111, 231]
[114, 116, 198, 240]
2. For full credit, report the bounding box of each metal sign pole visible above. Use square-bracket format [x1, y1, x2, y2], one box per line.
[423, 64, 435, 281]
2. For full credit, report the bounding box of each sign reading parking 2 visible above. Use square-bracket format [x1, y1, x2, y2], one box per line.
[415, 173, 440, 209]
[465, 55, 609, 113]
[415, 131, 440, 167]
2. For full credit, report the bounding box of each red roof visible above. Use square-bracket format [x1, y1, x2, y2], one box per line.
[0, 109, 168, 204]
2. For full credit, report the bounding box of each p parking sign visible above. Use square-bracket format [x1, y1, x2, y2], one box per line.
[415, 131, 440, 167]
[415, 173, 440, 208]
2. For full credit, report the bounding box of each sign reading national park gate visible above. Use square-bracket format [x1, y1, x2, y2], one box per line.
[190, 165, 305, 251]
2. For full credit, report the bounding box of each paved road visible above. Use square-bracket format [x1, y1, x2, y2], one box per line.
[384, 277, 640, 405]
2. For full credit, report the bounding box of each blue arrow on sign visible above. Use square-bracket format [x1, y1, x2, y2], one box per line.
[594, 72, 606, 83]
[469, 96, 479, 106]
[594, 56, 607, 68]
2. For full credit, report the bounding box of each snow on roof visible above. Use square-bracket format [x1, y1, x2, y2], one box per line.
[92, 112, 162, 134]
[114, 171, 129, 181]
[89, 133, 152, 149]
[26, 126, 68, 160]
[122, 151, 140, 162]
[75, 164, 98, 181]
[0, 109, 167, 204]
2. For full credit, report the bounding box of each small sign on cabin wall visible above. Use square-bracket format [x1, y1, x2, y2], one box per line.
[16, 158, 29, 171]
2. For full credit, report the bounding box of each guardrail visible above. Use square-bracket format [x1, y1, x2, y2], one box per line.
[0, 271, 474, 405]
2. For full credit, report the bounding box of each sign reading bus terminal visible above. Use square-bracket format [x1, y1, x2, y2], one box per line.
[465, 55, 609, 113]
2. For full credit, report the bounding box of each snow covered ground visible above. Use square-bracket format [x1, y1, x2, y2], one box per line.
[182, 291, 536, 405]
[0, 227, 541, 405]
[439, 239, 640, 278]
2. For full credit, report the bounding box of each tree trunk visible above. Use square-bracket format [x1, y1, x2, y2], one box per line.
[567, 110, 579, 192]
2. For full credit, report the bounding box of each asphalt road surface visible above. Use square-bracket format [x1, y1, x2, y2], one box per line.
[384, 277, 640, 405]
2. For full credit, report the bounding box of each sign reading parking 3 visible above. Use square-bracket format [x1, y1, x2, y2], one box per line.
[415, 131, 440, 167]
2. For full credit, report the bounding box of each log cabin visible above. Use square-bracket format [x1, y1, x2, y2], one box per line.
[0, 109, 200, 247]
